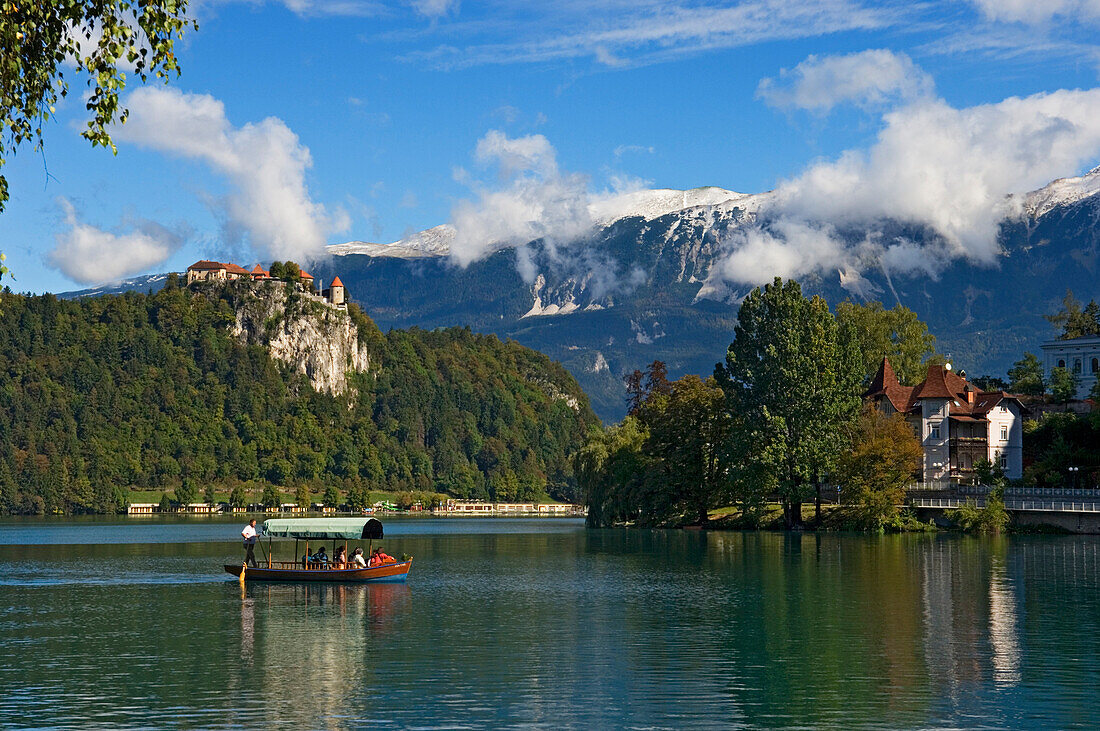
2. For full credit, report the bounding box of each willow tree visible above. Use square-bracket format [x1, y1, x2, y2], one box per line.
[716, 278, 863, 528]
[0, 1, 195, 211]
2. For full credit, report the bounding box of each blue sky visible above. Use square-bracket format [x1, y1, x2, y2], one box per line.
[3, 0, 1100, 293]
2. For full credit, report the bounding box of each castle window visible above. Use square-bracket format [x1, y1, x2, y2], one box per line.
[1092, 358, 1098, 373]
[1058, 359, 1066, 368]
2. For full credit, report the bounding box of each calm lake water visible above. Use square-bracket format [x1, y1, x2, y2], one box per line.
[1, 518, 1098, 729]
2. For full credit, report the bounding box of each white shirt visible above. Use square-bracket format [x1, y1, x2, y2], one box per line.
[242, 525, 258, 544]
[352, 554, 367, 568]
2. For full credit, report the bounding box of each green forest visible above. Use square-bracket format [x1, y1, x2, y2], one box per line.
[0, 280, 598, 514]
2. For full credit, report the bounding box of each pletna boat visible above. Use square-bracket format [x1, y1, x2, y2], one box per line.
[223, 517, 411, 583]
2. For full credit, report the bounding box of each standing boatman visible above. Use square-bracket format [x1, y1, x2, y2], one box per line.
[241, 519, 259, 568]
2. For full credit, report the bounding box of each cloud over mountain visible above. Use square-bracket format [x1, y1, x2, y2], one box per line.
[715, 63, 1100, 286]
[115, 87, 348, 263]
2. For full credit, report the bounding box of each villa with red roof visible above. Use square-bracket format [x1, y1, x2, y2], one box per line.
[864, 358, 1023, 482]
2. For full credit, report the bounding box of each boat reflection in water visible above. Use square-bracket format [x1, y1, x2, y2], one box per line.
[237, 581, 412, 712]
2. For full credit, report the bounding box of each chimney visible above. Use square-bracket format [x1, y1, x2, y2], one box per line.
[967, 388, 974, 405]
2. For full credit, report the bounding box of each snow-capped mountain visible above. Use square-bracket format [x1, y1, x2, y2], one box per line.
[1018, 166, 1100, 219]
[59, 170, 1100, 421]
[309, 171, 1100, 420]
[325, 187, 770, 260]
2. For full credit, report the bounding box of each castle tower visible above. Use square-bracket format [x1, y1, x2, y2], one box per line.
[329, 275, 345, 306]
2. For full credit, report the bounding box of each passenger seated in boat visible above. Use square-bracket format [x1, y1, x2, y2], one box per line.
[369, 548, 395, 567]
[314, 547, 328, 567]
[351, 547, 367, 568]
[334, 546, 347, 568]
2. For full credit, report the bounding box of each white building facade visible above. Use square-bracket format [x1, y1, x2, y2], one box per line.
[865, 358, 1024, 482]
[1041, 335, 1100, 399]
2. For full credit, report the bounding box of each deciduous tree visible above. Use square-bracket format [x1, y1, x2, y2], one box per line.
[643, 375, 729, 525]
[1049, 366, 1078, 405]
[716, 278, 863, 527]
[835, 300, 938, 386]
[0, 1, 195, 211]
[836, 406, 922, 531]
[1007, 352, 1044, 396]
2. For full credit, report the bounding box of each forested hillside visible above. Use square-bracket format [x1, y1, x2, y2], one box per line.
[0, 280, 597, 514]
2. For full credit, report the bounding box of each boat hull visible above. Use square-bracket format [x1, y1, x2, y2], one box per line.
[224, 560, 412, 583]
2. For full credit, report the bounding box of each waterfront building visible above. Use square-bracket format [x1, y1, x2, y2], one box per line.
[1041, 335, 1100, 399]
[864, 358, 1024, 482]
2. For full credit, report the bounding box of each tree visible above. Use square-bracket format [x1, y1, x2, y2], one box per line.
[836, 406, 923, 531]
[625, 360, 672, 415]
[322, 484, 340, 508]
[716, 278, 864, 527]
[970, 375, 1008, 392]
[1046, 290, 1100, 339]
[261, 483, 280, 509]
[643, 375, 729, 525]
[1090, 377, 1100, 404]
[158, 492, 171, 512]
[174, 478, 196, 506]
[577, 417, 651, 528]
[1007, 352, 1045, 396]
[203, 483, 216, 505]
[229, 484, 246, 510]
[0, 2, 196, 211]
[835, 301, 938, 386]
[1049, 366, 1078, 405]
[947, 459, 1008, 534]
[295, 483, 310, 510]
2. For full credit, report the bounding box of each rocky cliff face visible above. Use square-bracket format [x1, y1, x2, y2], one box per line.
[228, 282, 372, 396]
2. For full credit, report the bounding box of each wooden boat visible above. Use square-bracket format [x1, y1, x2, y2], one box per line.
[224, 517, 411, 583]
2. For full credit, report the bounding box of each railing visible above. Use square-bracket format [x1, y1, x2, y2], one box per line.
[908, 497, 1100, 513]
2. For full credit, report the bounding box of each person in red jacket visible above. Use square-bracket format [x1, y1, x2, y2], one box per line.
[369, 547, 395, 567]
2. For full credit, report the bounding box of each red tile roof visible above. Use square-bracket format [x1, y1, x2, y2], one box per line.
[298, 269, 314, 280]
[188, 260, 226, 271]
[912, 364, 956, 400]
[863, 357, 914, 413]
[224, 263, 251, 276]
[330, 276, 344, 288]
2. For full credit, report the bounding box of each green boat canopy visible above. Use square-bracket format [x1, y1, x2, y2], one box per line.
[261, 518, 384, 540]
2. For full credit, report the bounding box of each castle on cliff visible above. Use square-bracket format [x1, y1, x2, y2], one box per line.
[185, 260, 346, 308]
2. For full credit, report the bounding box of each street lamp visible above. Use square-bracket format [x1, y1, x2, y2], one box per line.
[1069, 466, 1079, 489]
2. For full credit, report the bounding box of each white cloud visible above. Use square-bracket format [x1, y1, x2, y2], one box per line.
[407, 0, 458, 18]
[713, 85, 1100, 287]
[969, 0, 1100, 25]
[757, 49, 933, 113]
[449, 130, 595, 268]
[115, 86, 348, 262]
[613, 144, 655, 158]
[49, 198, 185, 284]
[404, 0, 899, 69]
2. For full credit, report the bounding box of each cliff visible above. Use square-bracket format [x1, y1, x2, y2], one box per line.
[225, 281, 373, 396]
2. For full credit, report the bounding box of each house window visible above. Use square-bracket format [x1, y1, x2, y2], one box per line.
[1092, 357, 1099, 373]
[1058, 359, 1066, 368]
[1000, 455, 1007, 470]
[1000, 425, 1008, 440]
[930, 423, 940, 439]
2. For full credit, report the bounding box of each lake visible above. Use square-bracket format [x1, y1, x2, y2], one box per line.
[1, 518, 1098, 729]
